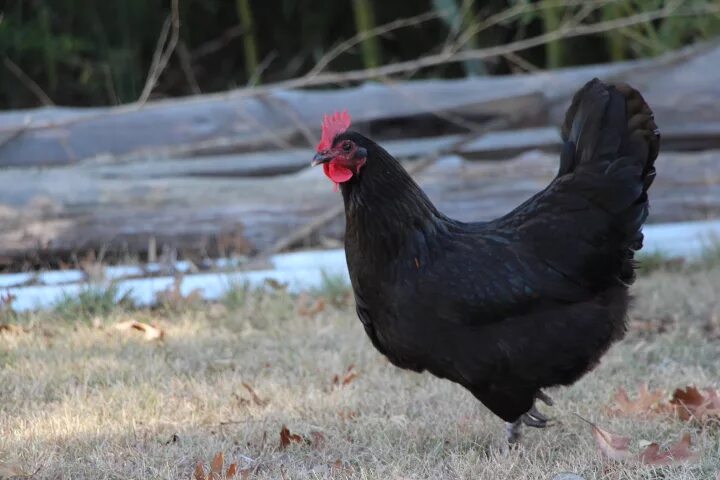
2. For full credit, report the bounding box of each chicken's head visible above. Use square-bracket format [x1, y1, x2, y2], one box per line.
[311, 111, 367, 188]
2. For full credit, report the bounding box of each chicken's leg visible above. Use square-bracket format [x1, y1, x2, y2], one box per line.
[505, 420, 523, 444]
[505, 392, 555, 444]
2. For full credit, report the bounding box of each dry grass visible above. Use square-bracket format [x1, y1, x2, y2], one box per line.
[1, 268, 720, 479]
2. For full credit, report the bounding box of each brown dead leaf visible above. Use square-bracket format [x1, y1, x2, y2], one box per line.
[194, 452, 240, 480]
[593, 424, 632, 461]
[310, 431, 326, 448]
[639, 432, 699, 465]
[330, 459, 354, 476]
[209, 452, 224, 480]
[297, 294, 326, 317]
[0, 461, 31, 478]
[279, 425, 304, 449]
[330, 459, 344, 473]
[156, 274, 203, 310]
[577, 415, 632, 461]
[113, 320, 164, 341]
[0, 324, 24, 335]
[671, 386, 720, 422]
[337, 409, 359, 421]
[241, 382, 268, 407]
[607, 384, 668, 417]
[264, 278, 287, 291]
[194, 462, 207, 480]
[225, 463, 238, 479]
[332, 365, 358, 388]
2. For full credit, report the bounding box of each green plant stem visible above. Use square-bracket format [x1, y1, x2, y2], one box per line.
[601, 1, 627, 61]
[352, 0, 381, 69]
[540, 0, 564, 68]
[236, 0, 260, 84]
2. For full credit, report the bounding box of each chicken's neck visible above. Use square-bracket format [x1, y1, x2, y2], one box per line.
[340, 148, 442, 261]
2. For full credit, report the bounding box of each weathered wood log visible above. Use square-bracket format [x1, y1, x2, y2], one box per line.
[1, 148, 718, 267]
[1, 43, 719, 168]
[459, 123, 720, 160]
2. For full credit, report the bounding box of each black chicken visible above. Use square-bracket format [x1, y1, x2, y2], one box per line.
[311, 79, 659, 443]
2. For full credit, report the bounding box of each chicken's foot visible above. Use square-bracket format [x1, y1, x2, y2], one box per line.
[505, 401, 553, 444]
[505, 420, 523, 445]
[521, 406, 549, 428]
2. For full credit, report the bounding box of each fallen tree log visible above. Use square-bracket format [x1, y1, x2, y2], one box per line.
[1, 42, 719, 168]
[1, 148, 718, 267]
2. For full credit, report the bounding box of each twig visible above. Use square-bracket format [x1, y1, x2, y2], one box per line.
[452, 0, 616, 54]
[375, 75, 494, 133]
[177, 41, 201, 95]
[259, 93, 316, 149]
[3, 57, 54, 106]
[190, 24, 245, 60]
[265, 203, 346, 255]
[502, 52, 541, 72]
[102, 64, 120, 105]
[307, 10, 441, 78]
[306, 3, 717, 85]
[137, 0, 181, 105]
[247, 51, 277, 87]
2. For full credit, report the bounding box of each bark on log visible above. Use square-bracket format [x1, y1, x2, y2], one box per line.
[1, 148, 718, 267]
[2, 43, 719, 168]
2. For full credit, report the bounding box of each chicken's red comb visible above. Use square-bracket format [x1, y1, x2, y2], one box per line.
[317, 111, 351, 152]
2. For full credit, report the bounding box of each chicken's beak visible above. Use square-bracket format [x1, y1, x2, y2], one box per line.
[311, 152, 333, 167]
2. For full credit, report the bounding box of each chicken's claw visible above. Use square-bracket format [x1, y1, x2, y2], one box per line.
[505, 420, 522, 445]
[537, 390, 555, 406]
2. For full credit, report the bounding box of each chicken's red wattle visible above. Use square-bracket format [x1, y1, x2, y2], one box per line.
[323, 161, 353, 184]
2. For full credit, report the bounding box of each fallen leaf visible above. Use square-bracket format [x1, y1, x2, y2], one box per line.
[593, 424, 632, 461]
[113, 320, 164, 341]
[297, 295, 326, 316]
[241, 382, 268, 407]
[671, 386, 705, 420]
[0, 324, 24, 335]
[332, 365, 358, 388]
[209, 452, 224, 480]
[0, 461, 31, 478]
[330, 459, 344, 473]
[279, 426, 304, 448]
[577, 415, 631, 461]
[607, 384, 667, 417]
[639, 432, 699, 465]
[330, 459, 353, 475]
[226, 463, 238, 479]
[310, 431, 326, 447]
[194, 462, 207, 480]
[156, 274, 203, 309]
[337, 409, 358, 421]
[671, 386, 720, 422]
[264, 278, 287, 291]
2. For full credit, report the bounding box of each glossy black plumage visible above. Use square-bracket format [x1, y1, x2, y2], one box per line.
[335, 79, 659, 424]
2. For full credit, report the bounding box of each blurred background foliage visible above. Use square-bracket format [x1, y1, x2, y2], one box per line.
[0, 0, 719, 109]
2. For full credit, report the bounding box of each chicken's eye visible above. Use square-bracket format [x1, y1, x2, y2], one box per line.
[342, 142, 352, 152]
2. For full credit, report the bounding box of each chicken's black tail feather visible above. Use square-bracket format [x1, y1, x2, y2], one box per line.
[558, 78, 660, 284]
